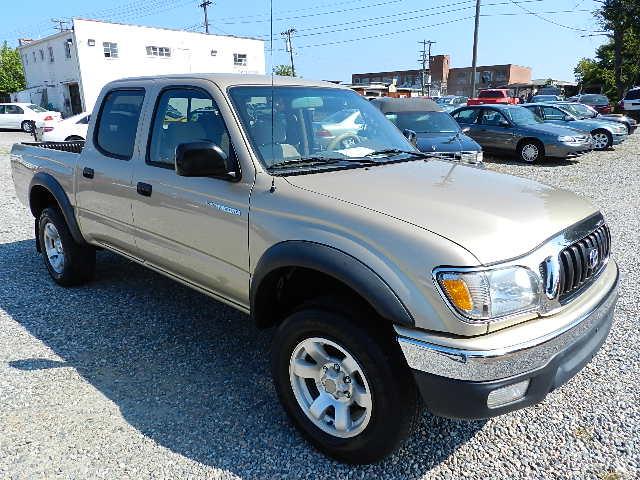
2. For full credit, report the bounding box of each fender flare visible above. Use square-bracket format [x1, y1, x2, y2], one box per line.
[251, 240, 414, 327]
[29, 172, 87, 246]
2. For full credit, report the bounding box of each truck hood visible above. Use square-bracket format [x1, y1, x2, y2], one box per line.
[285, 160, 597, 264]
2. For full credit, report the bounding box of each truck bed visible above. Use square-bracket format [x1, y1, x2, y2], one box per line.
[10, 141, 82, 208]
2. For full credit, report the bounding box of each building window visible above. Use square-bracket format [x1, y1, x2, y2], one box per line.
[103, 42, 118, 58]
[32, 51, 37, 62]
[39, 49, 44, 61]
[495, 71, 507, 82]
[48, 46, 54, 62]
[23, 54, 28, 65]
[146, 46, 171, 57]
[210, 49, 218, 56]
[65, 39, 72, 58]
[481, 71, 493, 83]
[233, 53, 247, 66]
[88, 39, 96, 46]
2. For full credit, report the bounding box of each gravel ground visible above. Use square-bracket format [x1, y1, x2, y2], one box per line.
[0, 129, 638, 479]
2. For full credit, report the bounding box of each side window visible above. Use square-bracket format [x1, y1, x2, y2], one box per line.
[6, 105, 23, 114]
[95, 90, 144, 159]
[148, 88, 231, 168]
[541, 106, 564, 120]
[479, 109, 506, 126]
[452, 108, 478, 124]
[0, 106, 5, 114]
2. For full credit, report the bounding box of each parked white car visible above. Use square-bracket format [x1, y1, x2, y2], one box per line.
[620, 87, 640, 113]
[42, 113, 90, 142]
[0, 103, 61, 132]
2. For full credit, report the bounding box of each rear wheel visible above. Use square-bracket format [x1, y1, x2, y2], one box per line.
[591, 129, 612, 150]
[21, 120, 34, 133]
[271, 300, 419, 463]
[64, 135, 85, 141]
[38, 207, 95, 286]
[517, 139, 544, 163]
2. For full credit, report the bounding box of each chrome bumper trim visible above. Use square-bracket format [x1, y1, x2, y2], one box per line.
[397, 269, 618, 382]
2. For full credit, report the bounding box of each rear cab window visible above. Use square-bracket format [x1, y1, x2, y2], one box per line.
[94, 89, 145, 159]
[624, 89, 640, 100]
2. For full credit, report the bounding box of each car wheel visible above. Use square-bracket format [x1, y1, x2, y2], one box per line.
[591, 130, 612, 150]
[21, 120, 34, 133]
[38, 207, 96, 286]
[64, 135, 85, 141]
[271, 299, 419, 464]
[517, 139, 543, 163]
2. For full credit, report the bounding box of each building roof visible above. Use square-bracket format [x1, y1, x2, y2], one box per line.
[107, 73, 347, 90]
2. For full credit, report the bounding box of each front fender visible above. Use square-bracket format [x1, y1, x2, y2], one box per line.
[251, 240, 414, 327]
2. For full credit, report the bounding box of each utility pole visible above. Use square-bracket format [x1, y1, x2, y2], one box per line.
[471, 0, 481, 98]
[281, 28, 296, 77]
[199, 0, 212, 34]
[418, 40, 436, 97]
[51, 19, 69, 32]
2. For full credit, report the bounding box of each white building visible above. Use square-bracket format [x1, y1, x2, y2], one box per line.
[13, 19, 265, 116]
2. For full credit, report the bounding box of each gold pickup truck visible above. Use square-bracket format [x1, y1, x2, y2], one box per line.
[10, 74, 618, 464]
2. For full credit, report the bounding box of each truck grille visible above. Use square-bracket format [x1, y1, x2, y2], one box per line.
[558, 224, 611, 300]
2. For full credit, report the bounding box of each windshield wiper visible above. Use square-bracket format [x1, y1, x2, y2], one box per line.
[364, 149, 430, 159]
[268, 157, 341, 170]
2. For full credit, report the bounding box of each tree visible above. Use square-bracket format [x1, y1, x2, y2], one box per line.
[0, 41, 26, 95]
[273, 64, 294, 76]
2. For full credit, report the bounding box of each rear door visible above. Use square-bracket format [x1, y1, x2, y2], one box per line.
[5, 105, 25, 129]
[75, 88, 146, 255]
[130, 82, 252, 307]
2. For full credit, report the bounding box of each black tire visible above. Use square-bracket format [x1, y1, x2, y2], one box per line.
[21, 120, 34, 133]
[270, 299, 419, 464]
[591, 129, 613, 150]
[38, 207, 95, 286]
[517, 139, 544, 163]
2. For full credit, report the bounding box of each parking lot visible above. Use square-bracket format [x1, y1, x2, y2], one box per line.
[0, 129, 638, 479]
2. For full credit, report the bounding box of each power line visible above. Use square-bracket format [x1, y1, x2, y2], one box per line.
[508, 0, 593, 31]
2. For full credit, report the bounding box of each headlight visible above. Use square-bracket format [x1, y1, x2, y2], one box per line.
[460, 151, 483, 164]
[435, 267, 541, 322]
[558, 135, 576, 143]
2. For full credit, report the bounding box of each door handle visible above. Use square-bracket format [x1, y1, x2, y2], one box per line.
[82, 167, 94, 179]
[137, 182, 152, 197]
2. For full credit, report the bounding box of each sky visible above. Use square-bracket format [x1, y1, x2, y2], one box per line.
[1, 0, 607, 83]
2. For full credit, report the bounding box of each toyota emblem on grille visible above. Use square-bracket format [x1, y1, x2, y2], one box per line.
[588, 248, 599, 269]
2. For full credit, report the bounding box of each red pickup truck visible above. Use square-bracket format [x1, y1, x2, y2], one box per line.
[467, 89, 520, 106]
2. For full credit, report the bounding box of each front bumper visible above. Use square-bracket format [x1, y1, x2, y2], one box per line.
[397, 264, 618, 419]
[612, 132, 628, 145]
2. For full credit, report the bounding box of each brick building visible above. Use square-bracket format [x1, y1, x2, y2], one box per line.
[351, 56, 531, 97]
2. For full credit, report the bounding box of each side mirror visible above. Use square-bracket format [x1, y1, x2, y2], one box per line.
[175, 141, 237, 180]
[499, 119, 510, 128]
[402, 128, 417, 146]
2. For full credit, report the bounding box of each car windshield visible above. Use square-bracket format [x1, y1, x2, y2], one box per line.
[229, 86, 415, 171]
[533, 95, 558, 102]
[580, 94, 608, 104]
[562, 103, 597, 118]
[27, 104, 47, 112]
[435, 97, 455, 105]
[385, 111, 460, 134]
[504, 106, 544, 125]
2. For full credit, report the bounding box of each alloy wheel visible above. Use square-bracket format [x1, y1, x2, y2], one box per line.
[43, 221, 65, 274]
[592, 132, 610, 150]
[521, 143, 539, 162]
[289, 337, 373, 438]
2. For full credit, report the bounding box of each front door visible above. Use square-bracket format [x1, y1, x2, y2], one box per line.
[68, 83, 83, 115]
[131, 86, 251, 307]
[75, 88, 145, 255]
[4, 104, 26, 129]
[476, 108, 515, 151]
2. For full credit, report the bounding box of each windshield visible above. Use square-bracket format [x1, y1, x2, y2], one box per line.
[28, 104, 47, 112]
[504, 106, 544, 125]
[229, 86, 414, 170]
[562, 103, 596, 118]
[580, 94, 608, 105]
[385, 111, 460, 134]
[435, 97, 454, 105]
[533, 95, 558, 102]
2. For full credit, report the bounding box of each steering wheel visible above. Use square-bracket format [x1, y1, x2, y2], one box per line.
[327, 132, 362, 150]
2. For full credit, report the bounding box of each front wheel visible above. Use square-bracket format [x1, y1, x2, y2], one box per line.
[517, 139, 544, 163]
[38, 207, 96, 286]
[270, 301, 419, 463]
[591, 129, 612, 150]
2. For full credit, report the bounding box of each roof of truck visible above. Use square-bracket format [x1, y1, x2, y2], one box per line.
[108, 73, 349, 90]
